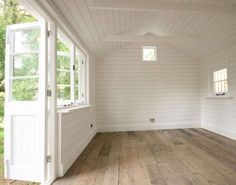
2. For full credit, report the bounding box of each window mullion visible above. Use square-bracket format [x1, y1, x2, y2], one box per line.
[80, 55, 86, 104]
[70, 44, 75, 105]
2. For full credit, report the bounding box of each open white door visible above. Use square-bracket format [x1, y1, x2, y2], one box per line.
[4, 21, 48, 182]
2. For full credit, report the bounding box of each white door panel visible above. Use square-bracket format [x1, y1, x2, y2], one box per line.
[4, 21, 48, 182]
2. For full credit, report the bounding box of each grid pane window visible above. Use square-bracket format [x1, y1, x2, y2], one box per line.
[75, 51, 80, 100]
[213, 68, 228, 95]
[56, 36, 86, 107]
[11, 28, 40, 101]
[143, 46, 157, 61]
[57, 39, 71, 104]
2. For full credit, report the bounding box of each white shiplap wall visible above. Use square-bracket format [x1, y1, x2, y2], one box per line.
[96, 42, 201, 132]
[200, 45, 236, 140]
[57, 57, 96, 176]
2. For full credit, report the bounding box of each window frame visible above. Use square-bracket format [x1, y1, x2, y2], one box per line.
[213, 68, 228, 96]
[56, 33, 87, 107]
[7, 22, 42, 102]
[208, 64, 231, 98]
[142, 46, 157, 62]
[75, 50, 86, 105]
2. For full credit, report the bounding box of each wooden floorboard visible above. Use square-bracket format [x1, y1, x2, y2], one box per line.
[53, 129, 236, 185]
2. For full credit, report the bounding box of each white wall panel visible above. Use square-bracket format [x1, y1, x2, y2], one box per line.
[57, 57, 96, 176]
[96, 42, 201, 132]
[200, 45, 236, 140]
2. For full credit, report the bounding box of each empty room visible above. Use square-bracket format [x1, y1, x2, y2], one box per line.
[1, 0, 236, 184]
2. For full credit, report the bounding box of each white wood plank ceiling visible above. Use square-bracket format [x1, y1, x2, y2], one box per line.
[49, 0, 236, 59]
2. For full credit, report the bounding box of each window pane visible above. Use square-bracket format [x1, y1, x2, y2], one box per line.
[57, 39, 70, 52]
[75, 85, 79, 100]
[57, 55, 70, 70]
[57, 38, 72, 104]
[220, 70, 224, 81]
[14, 29, 40, 53]
[57, 71, 70, 85]
[75, 51, 81, 101]
[143, 47, 156, 61]
[57, 86, 71, 100]
[75, 72, 79, 100]
[222, 81, 225, 92]
[213, 68, 228, 94]
[13, 54, 38, 76]
[214, 68, 227, 82]
[12, 78, 38, 101]
[219, 81, 222, 92]
[224, 69, 227, 80]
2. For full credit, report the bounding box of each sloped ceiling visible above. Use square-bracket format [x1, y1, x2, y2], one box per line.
[49, 0, 236, 60]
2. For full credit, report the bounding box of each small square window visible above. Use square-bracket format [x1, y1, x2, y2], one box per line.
[142, 46, 157, 61]
[213, 68, 228, 96]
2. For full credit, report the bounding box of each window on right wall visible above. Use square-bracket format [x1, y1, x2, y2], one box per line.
[213, 68, 228, 96]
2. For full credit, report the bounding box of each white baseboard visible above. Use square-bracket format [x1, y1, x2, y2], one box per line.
[98, 123, 200, 133]
[59, 128, 97, 177]
[202, 122, 236, 140]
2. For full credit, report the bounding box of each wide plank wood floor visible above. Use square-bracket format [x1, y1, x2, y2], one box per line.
[53, 129, 236, 185]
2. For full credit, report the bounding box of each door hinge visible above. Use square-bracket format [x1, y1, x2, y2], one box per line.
[82, 93, 84, 98]
[47, 89, 52, 97]
[47, 30, 52, 37]
[46, 155, 52, 163]
[73, 64, 75, 70]
[82, 60, 84, 65]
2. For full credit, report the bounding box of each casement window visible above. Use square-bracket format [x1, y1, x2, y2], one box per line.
[57, 38, 72, 105]
[213, 68, 228, 96]
[9, 23, 41, 101]
[142, 46, 157, 61]
[75, 49, 86, 104]
[57, 35, 86, 107]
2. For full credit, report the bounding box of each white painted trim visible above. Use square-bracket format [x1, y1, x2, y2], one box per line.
[47, 22, 57, 184]
[58, 129, 96, 177]
[202, 122, 236, 140]
[97, 123, 200, 133]
[57, 105, 93, 114]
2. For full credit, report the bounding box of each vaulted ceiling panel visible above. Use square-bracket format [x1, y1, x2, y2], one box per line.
[49, 0, 236, 60]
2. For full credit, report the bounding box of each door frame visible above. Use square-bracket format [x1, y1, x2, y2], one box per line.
[19, 1, 58, 184]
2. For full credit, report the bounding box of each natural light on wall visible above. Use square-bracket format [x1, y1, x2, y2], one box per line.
[213, 68, 228, 95]
[142, 46, 157, 61]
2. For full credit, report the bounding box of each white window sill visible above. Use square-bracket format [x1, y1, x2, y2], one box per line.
[57, 104, 93, 114]
[206, 96, 233, 99]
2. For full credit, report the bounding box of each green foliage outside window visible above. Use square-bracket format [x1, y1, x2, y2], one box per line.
[12, 28, 40, 101]
[57, 39, 71, 101]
